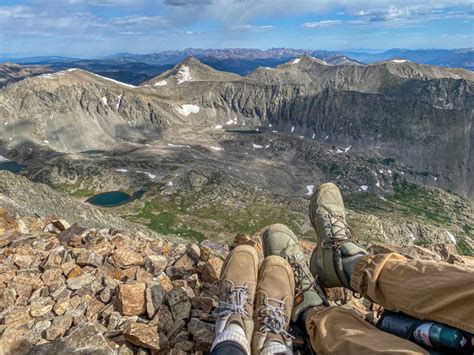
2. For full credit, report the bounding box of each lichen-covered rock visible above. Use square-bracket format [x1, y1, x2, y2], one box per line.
[124, 322, 168, 351]
[201, 258, 223, 283]
[167, 287, 191, 320]
[116, 283, 146, 316]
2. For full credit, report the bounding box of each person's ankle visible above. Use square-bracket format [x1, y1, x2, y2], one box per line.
[342, 253, 365, 280]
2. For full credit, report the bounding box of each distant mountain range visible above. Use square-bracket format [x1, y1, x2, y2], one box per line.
[1, 48, 472, 85]
[0, 54, 472, 249]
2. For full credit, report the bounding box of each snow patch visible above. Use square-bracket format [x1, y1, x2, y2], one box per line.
[344, 145, 352, 153]
[312, 133, 315, 139]
[292, 58, 301, 64]
[392, 59, 407, 63]
[100, 96, 108, 106]
[168, 181, 173, 186]
[272, 130, 278, 133]
[360, 185, 368, 191]
[136, 170, 156, 179]
[215, 125, 223, 129]
[43, 140, 50, 144]
[211, 146, 223, 151]
[0, 155, 9, 162]
[226, 119, 234, 125]
[306, 185, 314, 196]
[116, 94, 123, 110]
[176, 65, 191, 84]
[325, 135, 329, 140]
[264, 67, 274, 70]
[90, 72, 136, 88]
[67, 68, 78, 72]
[154, 80, 167, 86]
[115, 168, 128, 173]
[176, 104, 200, 116]
[298, 135, 304, 139]
[167, 143, 191, 148]
[291, 126, 295, 133]
[268, 124, 272, 127]
[252, 144, 263, 149]
[445, 231, 456, 244]
[40, 74, 55, 79]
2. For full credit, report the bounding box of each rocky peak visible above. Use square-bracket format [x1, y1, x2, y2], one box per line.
[326, 55, 363, 66]
[144, 56, 244, 87]
[370, 59, 474, 81]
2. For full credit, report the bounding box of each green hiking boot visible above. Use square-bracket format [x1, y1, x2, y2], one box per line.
[309, 182, 368, 289]
[261, 224, 328, 323]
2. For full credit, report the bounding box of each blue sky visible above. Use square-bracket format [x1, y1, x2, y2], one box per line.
[0, 0, 473, 57]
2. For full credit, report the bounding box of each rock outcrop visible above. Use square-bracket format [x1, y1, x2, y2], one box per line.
[0, 207, 470, 354]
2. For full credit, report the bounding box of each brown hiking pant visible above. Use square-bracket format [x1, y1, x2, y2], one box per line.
[305, 253, 474, 354]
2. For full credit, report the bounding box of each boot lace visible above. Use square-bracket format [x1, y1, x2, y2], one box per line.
[287, 256, 318, 298]
[258, 297, 294, 339]
[213, 285, 250, 318]
[322, 213, 355, 250]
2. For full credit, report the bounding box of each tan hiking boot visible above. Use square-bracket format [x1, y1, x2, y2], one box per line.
[252, 255, 294, 355]
[262, 224, 328, 322]
[211, 245, 259, 354]
[309, 182, 367, 289]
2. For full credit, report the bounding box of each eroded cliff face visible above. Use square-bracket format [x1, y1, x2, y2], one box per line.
[161, 77, 473, 197]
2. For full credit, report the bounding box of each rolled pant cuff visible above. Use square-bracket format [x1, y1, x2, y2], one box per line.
[349, 254, 373, 293]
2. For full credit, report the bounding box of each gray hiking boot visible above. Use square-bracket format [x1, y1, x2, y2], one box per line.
[309, 182, 368, 289]
[211, 245, 259, 354]
[262, 224, 328, 323]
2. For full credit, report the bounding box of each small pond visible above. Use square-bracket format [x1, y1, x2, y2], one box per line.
[80, 150, 106, 156]
[86, 189, 146, 207]
[0, 160, 24, 173]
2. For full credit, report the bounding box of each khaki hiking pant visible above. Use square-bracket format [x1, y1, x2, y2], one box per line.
[305, 253, 474, 355]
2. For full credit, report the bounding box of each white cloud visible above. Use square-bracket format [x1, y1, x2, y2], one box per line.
[233, 24, 275, 31]
[303, 20, 342, 28]
[0, 5, 34, 19]
[111, 16, 168, 27]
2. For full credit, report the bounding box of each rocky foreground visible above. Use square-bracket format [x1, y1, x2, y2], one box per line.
[0, 207, 472, 354]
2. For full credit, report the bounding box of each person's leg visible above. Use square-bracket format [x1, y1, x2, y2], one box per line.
[252, 255, 295, 355]
[308, 182, 474, 334]
[211, 340, 247, 355]
[350, 252, 474, 333]
[261, 223, 429, 354]
[261, 224, 328, 322]
[304, 305, 429, 355]
[211, 245, 259, 355]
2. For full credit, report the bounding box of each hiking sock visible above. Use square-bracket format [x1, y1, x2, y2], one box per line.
[342, 254, 364, 280]
[261, 341, 292, 355]
[211, 322, 250, 355]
